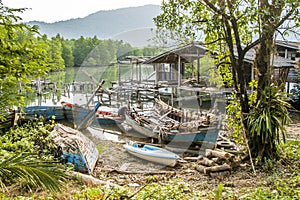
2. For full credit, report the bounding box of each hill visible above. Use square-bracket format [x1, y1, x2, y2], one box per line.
[28, 5, 161, 47]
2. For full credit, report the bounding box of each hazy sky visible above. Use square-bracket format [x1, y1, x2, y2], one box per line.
[2, 0, 162, 23]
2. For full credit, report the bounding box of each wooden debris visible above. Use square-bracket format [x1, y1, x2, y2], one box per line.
[183, 156, 203, 162]
[189, 134, 243, 176]
[216, 141, 236, 149]
[103, 168, 176, 175]
[69, 171, 119, 187]
[119, 163, 131, 171]
[205, 149, 233, 160]
[205, 163, 231, 173]
[195, 165, 206, 173]
[198, 157, 215, 167]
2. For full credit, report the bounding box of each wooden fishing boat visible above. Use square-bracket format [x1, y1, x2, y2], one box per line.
[123, 143, 180, 167]
[21, 102, 101, 130]
[61, 101, 124, 125]
[125, 108, 220, 145]
[21, 105, 73, 121]
[51, 124, 99, 174]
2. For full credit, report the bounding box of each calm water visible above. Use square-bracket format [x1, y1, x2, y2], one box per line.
[27, 65, 154, 107]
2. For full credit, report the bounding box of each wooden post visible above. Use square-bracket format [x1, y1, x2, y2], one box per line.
[118, 61, 121, 85]
[37, 78, 42, 96]
[131, 58, 134, 83]
[139, 62, 142, 84]
[192, 62, 195, 78]
[86, 80, 105, 107]
[155, 64, 158, 87]
[178, 56, 181, 87]
[136, 62, 138, 82]
[251, 63, 255, 93]
[197, 49, 200, 84]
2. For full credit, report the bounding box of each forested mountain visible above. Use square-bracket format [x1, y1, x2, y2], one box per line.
[27, 5, 161, 47]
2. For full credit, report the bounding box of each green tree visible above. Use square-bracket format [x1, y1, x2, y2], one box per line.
[116, 40, 133, 60]
[0, 3, 49, 117]
[142, 46, 162, 56]
[73, 36, 99, 67]
[61, 38, 74, 67]
[0, 2, 66, 193]
[155, 0, 300, 159]
[48, 34, 65, 71]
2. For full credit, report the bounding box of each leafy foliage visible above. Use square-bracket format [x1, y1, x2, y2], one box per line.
[0, 121, 59, 158]
[247, 85, 291, 159]
[281, 140, 300, 168]
[73, 180, 192, 199]
[0, 4, 49, 116]
[0, 121, 67, 193]
[0, 152, 66, 193]
[225, 93, 244, 143]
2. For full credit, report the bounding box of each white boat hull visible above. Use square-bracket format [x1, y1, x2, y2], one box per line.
[123, 144, 179, 167]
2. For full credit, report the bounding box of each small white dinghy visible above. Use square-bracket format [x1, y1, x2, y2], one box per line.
[123, 143, 180, 167]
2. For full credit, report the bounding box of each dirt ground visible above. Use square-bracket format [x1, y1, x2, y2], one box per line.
[84, 121, 300, 197]
[286, 123, 300, 140]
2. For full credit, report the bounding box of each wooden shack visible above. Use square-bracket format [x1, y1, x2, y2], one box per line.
[144, 42, 296, 89]
[143, 42, 208, 87]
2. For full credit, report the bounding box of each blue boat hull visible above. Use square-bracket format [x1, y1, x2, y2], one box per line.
[22, 105, 73, 121]
[162, 128, 219, 144]
[53, 124, 99, 174]
[22, 102, 101, 130]
[125, 113, 219, 144]
[94, 116, 123, 125]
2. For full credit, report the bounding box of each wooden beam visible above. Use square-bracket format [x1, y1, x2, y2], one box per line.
[178, 56, 181, 87]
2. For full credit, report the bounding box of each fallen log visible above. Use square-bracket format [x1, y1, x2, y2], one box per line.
[184, 156, 203, 162]
[204, 163, 231, 174]
[68, 171, 119, 187]
[211, 157, 219, 163]
[103, 168, 176, 175]
[216, 141, 236, 149]
[198, 157, 215, 166]
[205, 149, 234, 160]
[195, 165, 206, 173]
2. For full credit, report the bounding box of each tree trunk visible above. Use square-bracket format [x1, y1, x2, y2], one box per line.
[249, 0, 283, 159]
[255, 39, 273, 100]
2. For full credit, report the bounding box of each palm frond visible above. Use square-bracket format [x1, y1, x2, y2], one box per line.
[0, 152, 67, 192]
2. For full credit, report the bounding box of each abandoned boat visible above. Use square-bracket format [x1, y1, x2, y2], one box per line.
[51, 124, 99, 174]
[21, 105, 73, 121]
[61, 101, 124, 125]
[21, 101, 101, 130]
[123, 143, 180, 167]
[125, 107, 220, 145]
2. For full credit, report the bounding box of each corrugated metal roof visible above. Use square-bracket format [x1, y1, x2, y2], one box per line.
[275, 40, 300, 50]
[143, 42, 208, 64]
[241, 47, 296, 68]
[124, 56, 153, 64]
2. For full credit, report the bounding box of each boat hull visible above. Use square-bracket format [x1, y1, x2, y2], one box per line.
[125, 113, 158, 138]
[51, 124, 99, 174]
[22, 102, 101, 130]
[95, 116, 124, 125]
[22, 105, 73, 121]
[62, 102, 123, 125]
[125, 113, 219, 145]
[123, 143, 179, 167]
[162, 128, 219, 144]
